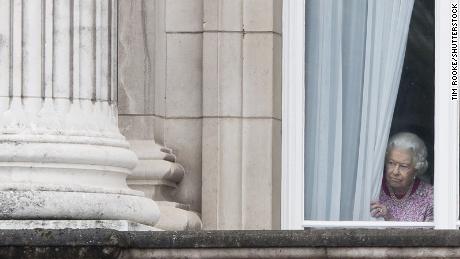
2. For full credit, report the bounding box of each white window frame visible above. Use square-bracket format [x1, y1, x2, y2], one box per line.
[281, 0, 460, 230]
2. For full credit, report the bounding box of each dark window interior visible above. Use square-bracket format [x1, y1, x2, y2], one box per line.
[390, 0, 435, 184]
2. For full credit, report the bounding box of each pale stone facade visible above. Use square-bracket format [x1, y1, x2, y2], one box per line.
[0, 0, 159, 229]
[0, 0, 281, 231]
[118, 0, 282, 230]
[0, 2, 452, 259]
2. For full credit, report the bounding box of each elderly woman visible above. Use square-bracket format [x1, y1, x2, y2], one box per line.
[371, 132, 433, 221]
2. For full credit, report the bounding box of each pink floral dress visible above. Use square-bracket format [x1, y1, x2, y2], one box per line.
[379, 178, 433, 222]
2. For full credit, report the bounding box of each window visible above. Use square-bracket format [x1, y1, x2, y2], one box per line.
[282, 0, 459, 229]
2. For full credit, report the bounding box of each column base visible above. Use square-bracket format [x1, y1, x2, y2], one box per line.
[0, 191, 160, 226]
[155, 202, 202, 231]
[0, 220, 161, 231]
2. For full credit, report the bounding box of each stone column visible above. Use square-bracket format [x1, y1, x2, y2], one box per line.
[0, 0, 159, 227]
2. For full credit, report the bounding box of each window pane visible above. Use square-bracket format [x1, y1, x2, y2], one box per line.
[390, 0, 434, 185]
[304, 0, 434, 222]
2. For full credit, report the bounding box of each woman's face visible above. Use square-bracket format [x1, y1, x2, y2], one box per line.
[385, 148, 416, 192]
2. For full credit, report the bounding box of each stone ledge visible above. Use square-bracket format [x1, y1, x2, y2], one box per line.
[2, 229, 460, 258]
[0, 229, 459, 248]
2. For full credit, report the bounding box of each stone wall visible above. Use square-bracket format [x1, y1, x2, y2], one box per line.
[118, 0, 282, 230]
[2, 229, 460, 259]
[118, 0, 203, 216]
[201, 0, 282, 230]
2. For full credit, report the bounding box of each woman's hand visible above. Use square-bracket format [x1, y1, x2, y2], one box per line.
[370, 201, 391, 220]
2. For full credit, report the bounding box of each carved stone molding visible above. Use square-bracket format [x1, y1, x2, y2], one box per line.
[128, 140, 202, 230]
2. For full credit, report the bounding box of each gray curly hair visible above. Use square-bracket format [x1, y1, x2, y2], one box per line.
[386, 132, 428, 176]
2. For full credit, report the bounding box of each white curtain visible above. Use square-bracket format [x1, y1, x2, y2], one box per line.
[304, 0, 414, 221]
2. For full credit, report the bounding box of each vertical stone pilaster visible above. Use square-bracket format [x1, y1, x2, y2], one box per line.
[0, 0, 159, 226]
[202, 0, 282, 230]
[118, 0, 203, 230]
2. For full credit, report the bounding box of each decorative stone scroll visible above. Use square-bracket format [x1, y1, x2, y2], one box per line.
[0, 0, 159, 226]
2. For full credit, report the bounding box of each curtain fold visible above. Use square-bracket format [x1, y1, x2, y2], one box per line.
[304, 0, 414, 221]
